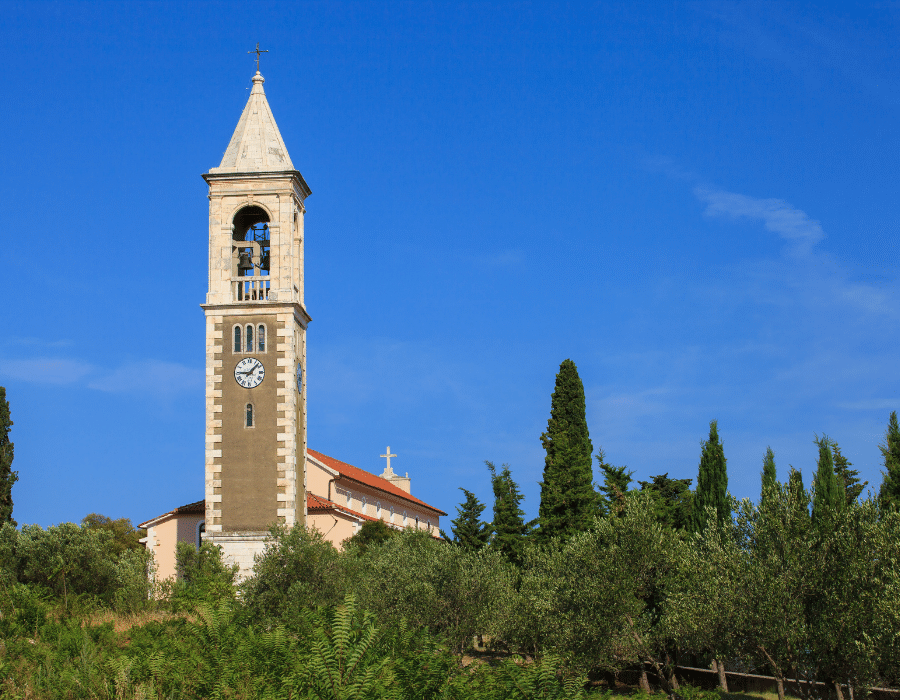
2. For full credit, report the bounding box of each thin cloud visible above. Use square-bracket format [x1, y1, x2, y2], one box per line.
[0, 358, 93, 385]
[694, 187, 824, 253]
[87, 360, 203, 396]
[0, 355, 202, 398]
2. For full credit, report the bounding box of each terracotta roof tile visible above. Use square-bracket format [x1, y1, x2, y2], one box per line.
[307, 449, 447, 516]
[173, 500, 205, 515]
[306, 492, 380, 523]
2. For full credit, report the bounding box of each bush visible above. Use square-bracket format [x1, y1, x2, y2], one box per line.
[163, 541, 237, 609]
[16, 523, 119, 609]
[241, 524, 347, 628]
[354, 529, 516, 653]
[505, 494, 684, 674]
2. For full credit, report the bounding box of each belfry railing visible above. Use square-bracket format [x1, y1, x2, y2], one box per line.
[233, 277, 271, 302]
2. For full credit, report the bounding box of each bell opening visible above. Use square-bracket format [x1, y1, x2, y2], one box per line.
[232, 206, 271, 277]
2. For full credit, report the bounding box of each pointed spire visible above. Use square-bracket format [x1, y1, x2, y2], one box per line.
[210, 71, 295, 173]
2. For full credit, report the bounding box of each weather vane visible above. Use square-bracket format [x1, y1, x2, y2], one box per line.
[248, 42, 269, 72]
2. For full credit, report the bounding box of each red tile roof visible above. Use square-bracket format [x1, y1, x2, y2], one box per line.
[173, 500, 205, 515]
[307, 449, 447, 516]
[306, 492, 380, 523]
[306, 493, 443, 540]
[138, 499, 205, 528]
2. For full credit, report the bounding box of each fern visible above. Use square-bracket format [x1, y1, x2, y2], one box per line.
[292, 594, 394, 700]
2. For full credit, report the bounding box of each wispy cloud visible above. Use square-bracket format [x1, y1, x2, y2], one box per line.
[5, 337, 74, 350]
[87, 360, 203, 396]
[694, 187, 824, 253]
[0, 358, 93, 385]
[0, 356, 201, 398]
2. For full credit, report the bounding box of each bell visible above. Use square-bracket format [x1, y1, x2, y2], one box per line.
[238, 251, 253, 274]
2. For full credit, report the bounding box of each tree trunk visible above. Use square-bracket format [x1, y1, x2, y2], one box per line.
[834, 682, 845, 700]
[640, 665, 651, 693]
[669, 668, 680, 691]
[775, 676, 785, 700]
[666, 652, 680, 690]
[715, 658, 729, 692]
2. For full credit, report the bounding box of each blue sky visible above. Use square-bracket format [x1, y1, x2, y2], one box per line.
[3, 1, 900, 528]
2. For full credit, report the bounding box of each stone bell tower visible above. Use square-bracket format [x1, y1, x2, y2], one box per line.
[201, 68, 311, 575]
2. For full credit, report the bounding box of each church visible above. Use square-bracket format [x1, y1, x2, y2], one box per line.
[140, 62, 445, 581]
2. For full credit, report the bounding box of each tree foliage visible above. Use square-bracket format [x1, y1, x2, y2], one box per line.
[537, 359, 596, 541]
[486, 461, 529, 565]
[832, 441, 866, 506]
[347, 519, 395, 556]
[508, 494, 686, 680]
[637, 473, 693, 531]
[596, 448, 633, 517]
[690, 420, 729, 533]
[242, 524, 347, 628]
[879, 411, 900, 512]
[81, 513, 145, 556]
[761, 446, 777, 503]
[812, 435, 844, 530]
[442, 488, 491, 550]
[167, 541, 238, 607]
[0, 387, 17, 526]
[352, 529, 515, 654]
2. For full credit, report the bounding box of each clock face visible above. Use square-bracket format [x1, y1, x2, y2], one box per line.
[296, 362, 303, 393]
[234, 357, 265, 388]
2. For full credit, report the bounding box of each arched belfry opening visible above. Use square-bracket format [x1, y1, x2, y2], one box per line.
[232, 206, 271, 301]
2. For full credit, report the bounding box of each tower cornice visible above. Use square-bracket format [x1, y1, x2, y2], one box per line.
[202, 170, 311, 200]
[201, 302, 312, 328]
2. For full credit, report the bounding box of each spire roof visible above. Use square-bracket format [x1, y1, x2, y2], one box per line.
[210, 72, 294, 173]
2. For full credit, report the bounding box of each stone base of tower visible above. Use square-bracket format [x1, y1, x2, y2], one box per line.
[203, 531, 270, 581]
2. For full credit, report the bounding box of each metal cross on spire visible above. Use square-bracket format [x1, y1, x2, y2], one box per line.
[248, 42, 269, 72]
[380, 446, 397, 475]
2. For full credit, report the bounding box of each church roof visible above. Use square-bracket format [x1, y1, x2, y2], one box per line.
[308, 449, 448, 516]
[306, 492, 380, 523]
[209, 71, 295, 174]
[138, 500, 205, 528]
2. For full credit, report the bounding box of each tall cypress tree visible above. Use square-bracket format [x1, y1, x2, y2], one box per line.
[0, 387, 16, 526]
[690, 420, 729, 533]
[812, 436, 843, 529]
[761, 446, 777, 504]
[537, 359, 596, 542]
[786, 466, 810, 522]
[441, 488, 491, 550]
[487, 461, 528, 565]
[831, 441, 866, 506]
[879, 411, 900, 512]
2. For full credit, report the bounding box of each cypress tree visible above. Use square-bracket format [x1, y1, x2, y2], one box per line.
[786, 466, 810, 522]
[812, 435, 843, 529]
[537, 359, 596, 542]
[0, 387, 16, 526]
[690, 420, 729, 533]
[761, 446, 777, 503]
[441, 488, 491, 550]
[487, 461, 528, 565]
[831, 442, 866, 506]
[879, 411, 900, 512]
[596, 448, 633, 518]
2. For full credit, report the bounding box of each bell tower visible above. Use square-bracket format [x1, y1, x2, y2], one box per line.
[201, 68, 311, 575]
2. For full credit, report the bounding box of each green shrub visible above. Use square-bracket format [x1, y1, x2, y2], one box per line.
[16, 523, 119, 609]
[505, 494, 684, 674]
[164, 540, 238, 608]
[242, 523, 347, 627]
[355, 528, 516, 653]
